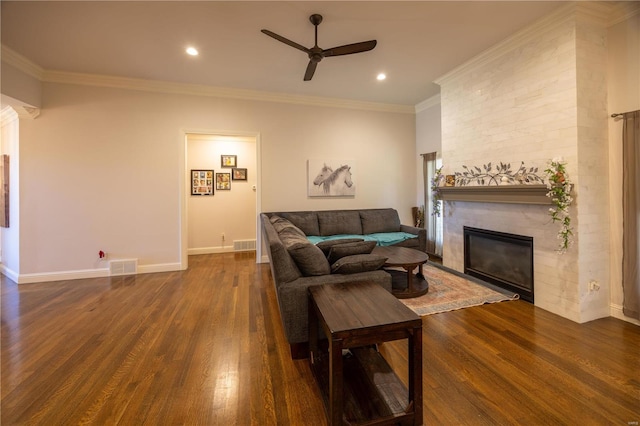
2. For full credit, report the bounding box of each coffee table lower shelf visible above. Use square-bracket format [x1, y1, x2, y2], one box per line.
[311, 346, 413, 425]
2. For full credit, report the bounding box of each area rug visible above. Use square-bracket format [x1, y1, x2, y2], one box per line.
[399, 263, 519, 316]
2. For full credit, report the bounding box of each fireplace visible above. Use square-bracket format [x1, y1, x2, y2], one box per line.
[464, 226, 534, 303]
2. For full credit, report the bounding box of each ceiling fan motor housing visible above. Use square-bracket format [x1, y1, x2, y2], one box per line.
[309, 14, 323, 26]
[309, 47, 323, 63]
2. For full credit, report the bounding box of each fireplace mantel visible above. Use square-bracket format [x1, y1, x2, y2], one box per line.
[439, 185, 551, 205]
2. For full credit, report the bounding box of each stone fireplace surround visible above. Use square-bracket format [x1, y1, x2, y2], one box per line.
[434, 3, 612, 323]
[441, 187, 574, 318]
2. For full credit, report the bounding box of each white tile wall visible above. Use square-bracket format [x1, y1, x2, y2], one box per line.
[437, 5, 610, 323]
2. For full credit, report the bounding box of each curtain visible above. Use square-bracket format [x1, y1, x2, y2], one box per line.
[622, 110, 640, 320]
[422, 153, 443, 257]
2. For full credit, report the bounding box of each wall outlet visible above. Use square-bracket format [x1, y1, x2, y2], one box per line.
[588, 280, 600, 292]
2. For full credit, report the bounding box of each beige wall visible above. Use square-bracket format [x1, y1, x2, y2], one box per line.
[4, 80, 415, 281]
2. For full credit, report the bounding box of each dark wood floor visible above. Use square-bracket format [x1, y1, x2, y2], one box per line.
[2, 253, 639, 425]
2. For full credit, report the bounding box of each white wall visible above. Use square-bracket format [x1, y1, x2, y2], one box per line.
[4, 79, 415, 281]
[607, 10, 640, 325]
[187, 134, 257, 254]
[0, 61, 42, 108]
[415, 96, 442, 206]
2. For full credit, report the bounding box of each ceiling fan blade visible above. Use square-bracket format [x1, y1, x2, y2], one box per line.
[304, 60, 318, 81]
[322, 40, 377, 57]
[261, 29, 310, 54]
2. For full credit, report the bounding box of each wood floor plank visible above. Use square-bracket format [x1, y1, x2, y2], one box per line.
[2, 253, 639, 425]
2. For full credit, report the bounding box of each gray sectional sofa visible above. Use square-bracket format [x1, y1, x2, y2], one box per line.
[260, 208, 426, 358]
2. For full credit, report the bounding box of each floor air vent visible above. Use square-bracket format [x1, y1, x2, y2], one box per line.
[110, 259, 138, 276]
[233, 239, 256, 252]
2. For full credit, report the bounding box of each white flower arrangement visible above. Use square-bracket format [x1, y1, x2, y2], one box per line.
[544, 157, 573, 253]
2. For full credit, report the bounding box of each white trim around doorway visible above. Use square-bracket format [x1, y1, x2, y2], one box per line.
[180, 129, 262, 270]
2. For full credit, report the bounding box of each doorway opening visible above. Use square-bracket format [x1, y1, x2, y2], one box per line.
[182, 131, 261, 269]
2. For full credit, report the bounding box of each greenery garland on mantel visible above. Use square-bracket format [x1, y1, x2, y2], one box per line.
[455, 161, 544, 186]
[431, 159, 574, 253]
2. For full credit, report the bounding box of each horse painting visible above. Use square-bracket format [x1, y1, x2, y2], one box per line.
[309, 161, 355, 197]
[313, 164, 334, 189]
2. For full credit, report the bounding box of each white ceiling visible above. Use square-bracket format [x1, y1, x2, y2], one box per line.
[1, 1, 566, 107]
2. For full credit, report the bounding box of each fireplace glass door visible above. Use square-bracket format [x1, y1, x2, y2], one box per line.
[464, 226, 534, 303]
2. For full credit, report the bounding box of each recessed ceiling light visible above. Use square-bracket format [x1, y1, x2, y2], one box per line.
[186, 47, 199, 56]
[377, 73, 386, 81]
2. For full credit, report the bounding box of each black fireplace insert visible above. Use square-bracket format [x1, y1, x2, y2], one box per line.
[464, 226, 534, 303]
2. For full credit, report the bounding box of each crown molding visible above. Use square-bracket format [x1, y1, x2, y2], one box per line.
[0, 104, 39, 123]
[1, 45, 44, 80]
[1, 106, 18, 127]
[415, 94, 441, 113]
[42, 70, 414, 114]
[13, 105, 40, 120]
[1, 43, 412, 114]
[608, 1, 640, 27]
[434, 2, 614, 87]
[575, 1, 613, 28]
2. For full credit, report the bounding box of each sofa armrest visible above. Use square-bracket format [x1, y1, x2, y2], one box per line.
[276, 271, 392, 344]
[260, 213, 302, 284]
[400, 224, 427, 253]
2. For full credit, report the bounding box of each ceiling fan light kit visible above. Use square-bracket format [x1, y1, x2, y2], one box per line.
[261, 13, 377, 81]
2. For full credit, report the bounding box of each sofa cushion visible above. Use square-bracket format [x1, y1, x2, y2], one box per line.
[280, 232, 330, 276]
[317, 210, 363, 236]
[316, 238, 364, 256]
[331, 254, 388, 275]
[288, 243, 331, 276]
[280, 212, 320, 236]
[360, 209, 401, 234]
[327, 241, 377, 263]
[270, 215, 306, 238]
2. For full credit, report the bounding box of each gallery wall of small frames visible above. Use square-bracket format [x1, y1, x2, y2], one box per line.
[191, 155, 247, 196]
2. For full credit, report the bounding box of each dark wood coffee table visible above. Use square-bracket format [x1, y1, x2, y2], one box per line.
[373, 246, 429, 299]
[308, 281, 423, 426]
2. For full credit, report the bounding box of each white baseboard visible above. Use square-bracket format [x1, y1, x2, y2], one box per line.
[259, 254, 269, 264]
[1, 262, 184, 284]
[138, 263, 183, 274]
[610, 303, 640, 326]
[0, 264, 19, 283]
[15, 268, 110, 284]
[188, 246, 234, 255]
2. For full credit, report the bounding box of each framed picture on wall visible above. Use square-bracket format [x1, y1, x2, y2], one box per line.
[191, 170, 214, 195]
[232, 168, 247, 181]
[221, 155, 237, 168]
[307, 159, 356, 197]
[216, 172, 231, 190]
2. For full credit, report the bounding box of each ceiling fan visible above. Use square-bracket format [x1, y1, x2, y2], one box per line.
[261, 14, 377, 81]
